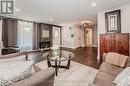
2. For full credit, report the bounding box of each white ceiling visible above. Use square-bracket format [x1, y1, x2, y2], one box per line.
[14, 0, 130, 24]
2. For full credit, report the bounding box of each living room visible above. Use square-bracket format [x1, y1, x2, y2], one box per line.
[0, 0, 130, 86]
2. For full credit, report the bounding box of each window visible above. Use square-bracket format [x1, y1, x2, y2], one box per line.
[42, 30, 49, 38]
[18, 21, 33, 51]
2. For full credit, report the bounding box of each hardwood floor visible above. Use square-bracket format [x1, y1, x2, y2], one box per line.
[28, 47, 100, 69]
[73, 47, 100, 69]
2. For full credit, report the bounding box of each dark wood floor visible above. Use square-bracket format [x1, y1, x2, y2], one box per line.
[28, 47, 100, 69]
[73, 47, 100, 69]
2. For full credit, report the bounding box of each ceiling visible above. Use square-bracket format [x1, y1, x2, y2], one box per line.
[14, 0, 130, 24]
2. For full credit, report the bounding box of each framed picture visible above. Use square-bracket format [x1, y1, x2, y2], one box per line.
[105, 10, 121, 33]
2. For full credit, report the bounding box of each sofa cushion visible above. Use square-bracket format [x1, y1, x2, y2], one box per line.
[114, 67, 130, 85]
[93, 72, 115, 86]
[99, 62, 124, 77]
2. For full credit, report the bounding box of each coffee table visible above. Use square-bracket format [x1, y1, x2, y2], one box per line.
[47, 50, 74, 76]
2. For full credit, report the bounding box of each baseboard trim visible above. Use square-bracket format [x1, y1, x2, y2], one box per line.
[97, 56, 100, 60]
[60, 45, 76, 49]
[85, 44, 98, 47]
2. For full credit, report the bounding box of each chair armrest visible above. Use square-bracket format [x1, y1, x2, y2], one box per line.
[103, 53, 107, 62]
[12, 68, 55, 86]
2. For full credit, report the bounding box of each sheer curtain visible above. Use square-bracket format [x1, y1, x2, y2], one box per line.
[33, 23, 40, 50]
[18, 20, 33, 51]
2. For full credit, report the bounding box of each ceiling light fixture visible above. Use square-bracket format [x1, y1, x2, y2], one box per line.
[81, 21, 85, 24]
[92, 2, 96, 7]
[15, 8, 20, 12]
[86, 21, 92, 23]
[81, 20, 92, 24]
[49, 18, 54, 22]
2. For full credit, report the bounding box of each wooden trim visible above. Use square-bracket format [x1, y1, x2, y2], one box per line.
[129, 34, 130, 56]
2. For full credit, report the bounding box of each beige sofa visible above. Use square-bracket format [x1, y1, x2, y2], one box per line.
[93, 54, 130, 86]
[0, 52, 55, 86]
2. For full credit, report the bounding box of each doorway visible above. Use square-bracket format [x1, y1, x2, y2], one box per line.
[85, 28, 93, 47]
[52, 26, 61, 47]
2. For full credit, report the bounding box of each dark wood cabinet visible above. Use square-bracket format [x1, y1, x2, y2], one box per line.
[100, 33, 130, 61]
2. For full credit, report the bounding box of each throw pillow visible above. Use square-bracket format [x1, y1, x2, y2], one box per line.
[0, 61, 34, 85]
[116, 76, 130, 86]
[105, 52, 128, 67]
[114, 67, 130, 84]
[0, 80, 14, 86]
[0, 55, 26, 63]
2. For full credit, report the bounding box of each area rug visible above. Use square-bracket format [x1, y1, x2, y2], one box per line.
[35, 60, 98, 86]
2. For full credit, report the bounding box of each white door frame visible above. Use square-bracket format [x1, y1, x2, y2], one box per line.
[52, 26, 61, 46]
[85, 28, 93, 47]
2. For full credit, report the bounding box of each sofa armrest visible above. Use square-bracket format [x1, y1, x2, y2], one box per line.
[102, 53, 107, 62]
[33, 65, 42, 72]
[12, 68, 55, 86]
[88, 83, 99, 86]
[0, 52, 28, 59]
[99, 62, 124, 77]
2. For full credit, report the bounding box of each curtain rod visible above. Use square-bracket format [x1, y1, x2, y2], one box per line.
[0, 16, 35, 23]
[0, 15, 61, 27]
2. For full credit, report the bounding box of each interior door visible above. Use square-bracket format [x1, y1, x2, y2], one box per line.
[52, 26, 61, 46]
[85, 29, 92, 46]
[74, 27, 81, 48]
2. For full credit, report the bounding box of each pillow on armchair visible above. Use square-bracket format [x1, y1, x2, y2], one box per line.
[104, 52, 128, 68]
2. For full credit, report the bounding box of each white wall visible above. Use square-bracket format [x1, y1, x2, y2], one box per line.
[74, 24, 81, 48]
[97, 4, 130, 59]
[61, 24, 85, 49]
[92, 25, 98, 47]
[80, 27, 85, 47]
